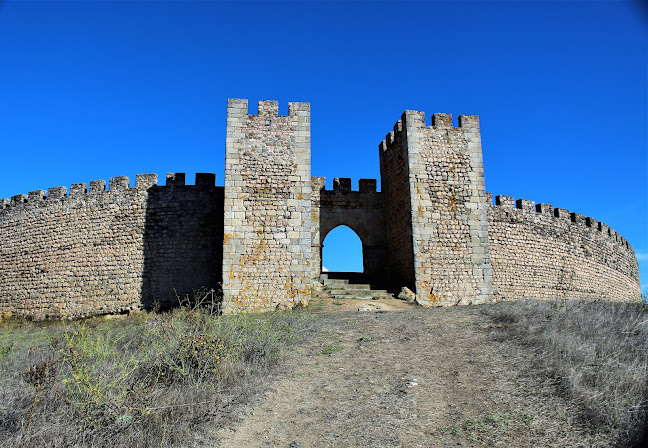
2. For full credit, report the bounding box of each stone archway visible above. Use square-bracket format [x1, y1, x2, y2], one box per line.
[317, 201, 386, 285]
[321, 224, 363, 273]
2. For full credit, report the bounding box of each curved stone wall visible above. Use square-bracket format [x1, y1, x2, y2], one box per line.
[0, 173, 223, 320]
[488, 194, 641, 301]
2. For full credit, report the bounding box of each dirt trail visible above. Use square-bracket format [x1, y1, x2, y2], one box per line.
[213, 295, 607, 448]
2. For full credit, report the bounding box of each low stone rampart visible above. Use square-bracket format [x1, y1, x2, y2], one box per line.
[0, 173, 222, 319]
[488, 194, 641, 301]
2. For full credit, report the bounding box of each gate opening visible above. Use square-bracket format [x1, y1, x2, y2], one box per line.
[322, 225, 363, 273]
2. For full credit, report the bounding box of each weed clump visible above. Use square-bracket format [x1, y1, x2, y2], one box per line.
[0, 303, 312, 447]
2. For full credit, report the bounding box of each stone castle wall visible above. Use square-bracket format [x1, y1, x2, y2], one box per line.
[0, 98, 641, 319]
[0, 173, 222, 319]
[488, 194, 641, 301]
[222, 99, 311, 312]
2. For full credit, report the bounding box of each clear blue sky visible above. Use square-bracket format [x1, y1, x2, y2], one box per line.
[0, 0, 646, 293]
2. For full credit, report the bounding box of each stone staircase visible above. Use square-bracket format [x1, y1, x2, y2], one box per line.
[320, 273, 393, 300]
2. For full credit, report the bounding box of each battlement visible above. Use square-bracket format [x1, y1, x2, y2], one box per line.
[227, 98, 310, 121]
[379, 110, 480, 157]
[490, 194, 633, 252]
[379, 119, 404, 154]
[0, 99, 641, 320]
[0, 172, 218, 214]
[399, 110, 480, 130]
[312, 177, 380, 194]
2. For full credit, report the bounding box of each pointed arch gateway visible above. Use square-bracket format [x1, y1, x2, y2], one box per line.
[311, 177, 387, 287]
[322, 225, 363, 273]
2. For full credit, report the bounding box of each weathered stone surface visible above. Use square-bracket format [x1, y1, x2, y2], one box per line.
[0, 173, 222, 319]
[398, 287, 416, 302]
[488, 196, 640, 301]
[222, 100, 311, 312]
[312, 177, 385, 280]
[379, 111, 493, 306]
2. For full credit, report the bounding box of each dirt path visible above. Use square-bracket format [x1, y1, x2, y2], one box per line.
[213, 295, 608, 447]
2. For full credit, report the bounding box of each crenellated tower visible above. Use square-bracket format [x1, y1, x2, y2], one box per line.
[379, 111, 493, 306]
[222, 99, 312, 312]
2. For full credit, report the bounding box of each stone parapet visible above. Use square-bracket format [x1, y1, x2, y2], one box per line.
[488, 194, 640, 301]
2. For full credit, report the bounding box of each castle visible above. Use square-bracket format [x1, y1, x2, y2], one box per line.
[0, 99, 641, 319]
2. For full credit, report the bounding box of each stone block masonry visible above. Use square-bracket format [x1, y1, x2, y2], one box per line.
[379, 112, 493, 306]
[222, 99, 311, 312]
[0, 173, 223, 320]
[488, 195, 640, 301]
[312, 177, 386, 281]
[0, 98, 641, 319]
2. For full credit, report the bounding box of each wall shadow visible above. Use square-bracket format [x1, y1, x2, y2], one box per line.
[141, 179, 224, 311]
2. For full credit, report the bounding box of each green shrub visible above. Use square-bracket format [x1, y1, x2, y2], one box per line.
[0, 305, 312, 447]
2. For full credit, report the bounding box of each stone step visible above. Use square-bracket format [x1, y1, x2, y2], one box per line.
[327, 285, 381, 294]
[329, 290, 393, 299]
[323, 279, 349, 286]
[339, 284, 371, 290]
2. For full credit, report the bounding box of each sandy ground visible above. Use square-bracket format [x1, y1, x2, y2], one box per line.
[206, 293, 610, 448]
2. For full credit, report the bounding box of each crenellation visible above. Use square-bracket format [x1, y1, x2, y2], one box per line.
[29, 190, 47, 202]
[554, 207, 570, 220]
[490, 197, 629, 249]
[333, 177, 352, 192]
[166, 173, 185, 186]
[458, 115, 479, 129]
[516, 198, 535, 212]
[495, 195, 515, 208]
[136, 173, 158, 189]
[359, 179, 377, 193]
[11, 194, 27, 206]
[598, 221, 609, 235]
[570, 211, 585, 225]
[536, 203, 553, 216]
[431, 112, 453, 128]
[257, 100, 279, 116]
[288, 101, 310, 116]
[90, 179, 106, 193]
[196, 173, 216, 186]
[48, 186, 67, 200]
[586, 217, 598, 229]
[70, 183, 88, 199]
[109, 176, 130, 191]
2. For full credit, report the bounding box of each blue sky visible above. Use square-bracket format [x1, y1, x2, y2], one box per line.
[0, 0, 646, 292]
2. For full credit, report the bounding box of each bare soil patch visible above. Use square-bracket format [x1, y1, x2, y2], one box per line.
[211, 293, 613, 448]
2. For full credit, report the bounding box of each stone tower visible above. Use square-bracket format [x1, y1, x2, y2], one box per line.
[222, 99, 312, 312]
[379, 111, 493, 306]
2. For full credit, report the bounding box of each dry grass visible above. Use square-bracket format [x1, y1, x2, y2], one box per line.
[0, 305, 313, 448]
[2, 295, 647, 447]
[483, 298, 648, 447]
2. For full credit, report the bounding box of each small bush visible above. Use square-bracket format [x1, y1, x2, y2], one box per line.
[0, 305, 312, 447]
